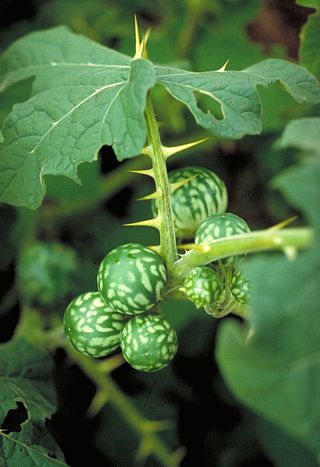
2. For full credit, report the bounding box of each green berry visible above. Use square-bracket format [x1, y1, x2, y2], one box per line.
[195, 213, 250, 265]
[97, 243, 167, 315]
[120, 314, 178, 372]
[231, 269, 251, 305]
[152, 166, 228, 238]
[17, 242, 78, 309]
[63, 292, 125, 357]
[183, 266, 225, 308]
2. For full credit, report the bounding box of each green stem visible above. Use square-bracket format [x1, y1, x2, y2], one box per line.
[176, 0, 206, 57]
[64, 342, 179, 467]
[145, 94, 178, 273]
[172, 227, 314, 283]
[16, 307, 180, 467]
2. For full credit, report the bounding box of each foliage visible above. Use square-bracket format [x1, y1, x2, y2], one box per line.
[0, 1, 319, 466]
[216, 116, 320, 459]
[0, 28, 319, 208]
[0, 338, 67, 465]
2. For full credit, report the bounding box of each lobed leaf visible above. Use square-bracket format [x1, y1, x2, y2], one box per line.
[0, 27, 320, 209]
[0, 338, 67, 465]
[156, 59, 320, 139]
[0, 27, 155, 208]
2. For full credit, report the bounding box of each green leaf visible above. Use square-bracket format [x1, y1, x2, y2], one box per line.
[156, 59, 320, 139]
[0, 27, 155, 209]
[0, 338, 67, 465]
[216, 133, 320, 456]
[216, 247, 320, 457]
[277, 117, 320, 154]
[300, 13, 320, 78]
[1, 27, 319, 210]
[257, 419, 319, 467]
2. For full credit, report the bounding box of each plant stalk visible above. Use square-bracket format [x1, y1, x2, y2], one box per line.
[145, 94, 178, 273]
[172, 227, 314, 283]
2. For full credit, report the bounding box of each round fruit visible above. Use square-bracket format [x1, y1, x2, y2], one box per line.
[183, 266, 225, 308]
[63, 292, 125, 357]
[97, 243, 167, 315]
[152, 166, 228, 238]
[17, 242, 78, 309]
[120, 314, 178, 372]
[231, 269, 251, 305]
[195, 213, 250, 265]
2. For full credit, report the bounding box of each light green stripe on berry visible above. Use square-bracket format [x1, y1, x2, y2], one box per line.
[183, 265, 225, 309]
[63, 291, 125, 358]
[152, 166, 227, 238]
[120, 314, 178, 372]
[231, 269, 251, 305]
[97, 243, 167, 315]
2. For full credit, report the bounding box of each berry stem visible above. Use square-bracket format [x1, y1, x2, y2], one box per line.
[145, 94, 178, 276]
[172, 227, 313, 282]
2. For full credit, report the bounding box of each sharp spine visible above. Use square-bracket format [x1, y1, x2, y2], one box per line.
[137, 189, 162, 201]
[163, 138, 208, 159]
[129, 168, 154, 178]
[123, 217, 160, 229]
[170, 174, 198, 193]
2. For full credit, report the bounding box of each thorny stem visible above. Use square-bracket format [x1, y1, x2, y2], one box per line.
[172, 227, 314, 283]
[145, 94, 178, 275]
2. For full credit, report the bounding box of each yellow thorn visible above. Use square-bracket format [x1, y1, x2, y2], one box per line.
[163, 138, 209, 159]
[142, 28, 151, 58]
[176, 243, 209, 252]
[282, 246, 297, 261]
[140, 145, 153, 156]
[170, 174, 198, 193]
[137, 189, 162, 201]
[123, 217, 159, 228]
[128, 168, 154, 177]
[268, 216, 298, 231]
[217, 60, 229, 72]
[134, 15, 143, 59]
[147, 244, 160, 254]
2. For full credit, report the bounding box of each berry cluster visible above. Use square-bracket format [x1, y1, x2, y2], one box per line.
[64, 243, 177, 372]
[153, 167, 251, 317]
[64, 166, 251, 372]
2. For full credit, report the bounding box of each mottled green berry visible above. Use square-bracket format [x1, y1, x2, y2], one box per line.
[152, 166, 228, 238]
[97, 243, 167, 315]
[63, 292, 125, 357]
[183, 266, 225, 308]
[195, 213, 250, 265]
[120, 314, 178, 372]
[17, 242, 78, 309]
[231, 269, 251, 305]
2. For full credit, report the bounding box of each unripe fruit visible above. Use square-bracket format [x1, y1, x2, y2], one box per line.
[63, 292, 125, 357]
[231, 269, 251, 305]
[120, 314, 178, 372]
[152, 166, 228, 238]
[97, 243, 167, 315]
[183, 266, 225, 308]
[17, 242, 78, 309]
[195, 213, 250, 265]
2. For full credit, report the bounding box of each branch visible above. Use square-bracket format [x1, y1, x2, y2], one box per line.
[172, 227, 314, 282]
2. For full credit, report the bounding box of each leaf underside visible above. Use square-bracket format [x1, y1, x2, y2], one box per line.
[0, 26, 319, 209]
